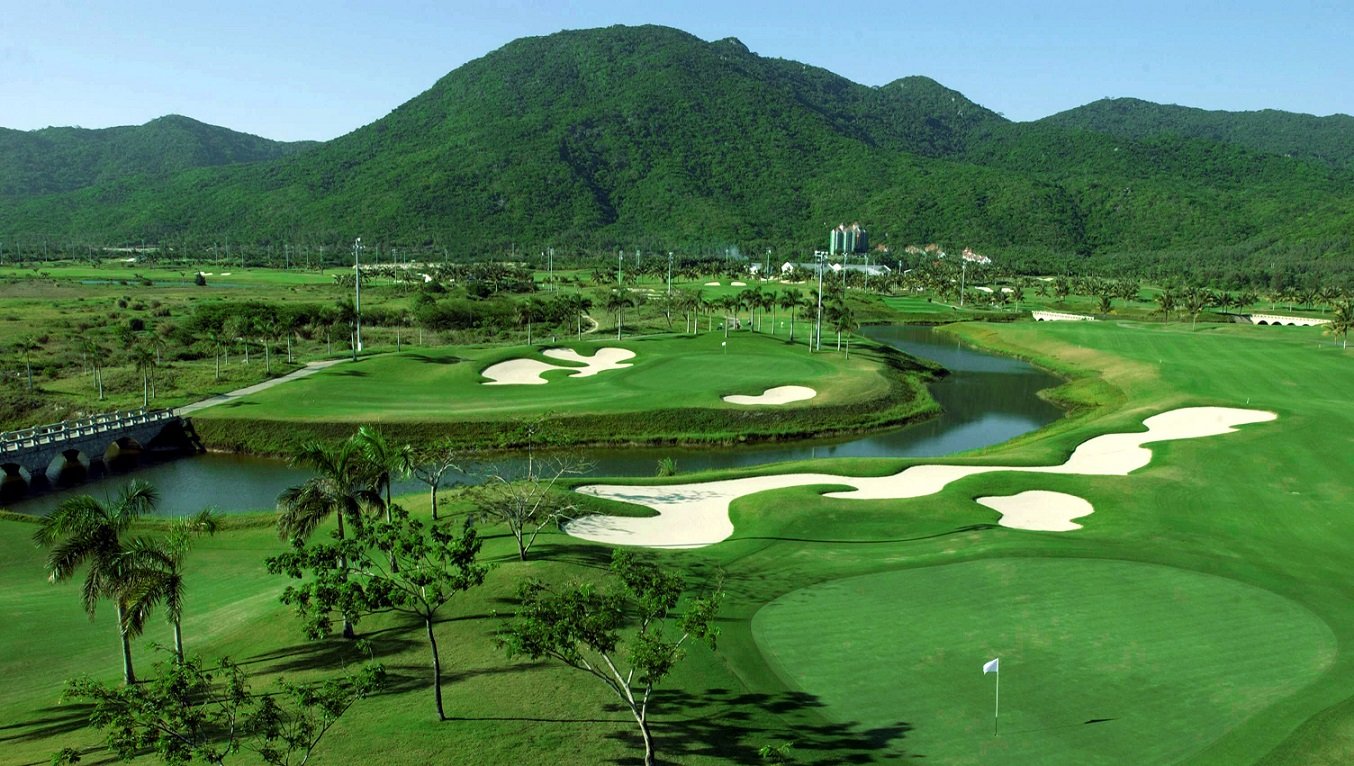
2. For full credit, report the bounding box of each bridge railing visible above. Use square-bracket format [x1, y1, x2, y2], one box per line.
[0, 409, 176, 455]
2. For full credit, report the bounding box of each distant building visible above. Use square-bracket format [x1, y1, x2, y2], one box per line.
[829, 223, 869, 255]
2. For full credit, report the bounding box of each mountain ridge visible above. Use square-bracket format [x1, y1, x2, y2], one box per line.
[1, 24, 1351, 281]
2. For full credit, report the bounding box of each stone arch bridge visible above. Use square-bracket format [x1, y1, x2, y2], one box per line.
[1, 409, 199, 493]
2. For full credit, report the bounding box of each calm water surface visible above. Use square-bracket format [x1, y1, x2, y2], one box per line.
[9, 325, 1062, 516]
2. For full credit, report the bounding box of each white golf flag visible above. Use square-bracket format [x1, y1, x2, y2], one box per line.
[983, 658, 999, 674]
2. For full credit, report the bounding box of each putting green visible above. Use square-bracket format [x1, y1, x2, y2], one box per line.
[752, 558, 1335, 765]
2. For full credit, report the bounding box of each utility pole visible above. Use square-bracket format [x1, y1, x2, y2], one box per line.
[667, 251, 673, 295]
[353, 237, 364, 358]
[617, 249, 623, 285]
[548, 247, 554, 292]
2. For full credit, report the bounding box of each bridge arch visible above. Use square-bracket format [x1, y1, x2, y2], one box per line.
[104, 436, 144, 471]
[0, 463, 32, 501]
[46, 449, 93, 486]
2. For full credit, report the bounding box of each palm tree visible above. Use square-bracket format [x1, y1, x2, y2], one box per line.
[834, 303, 860, 358]
[1155, 290, 1177, 323]
[120, 509, 219, 663]
[780, 290, 803, 343]
[1182, 288, 1207, 330]
[132, 345, 156, 407]
[34, 479, 159, 685]
[1326, 301, 1352, 350]
[605, 290, 633, 340]
[277, 438, 381, 637]
[518, 297, 546, 346]
[352, 426, 414, 525]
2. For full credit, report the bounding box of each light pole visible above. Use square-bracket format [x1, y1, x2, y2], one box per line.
[815, 250, 826, 352]
[960, 260, 967, 307]
[353, 237, 364, 357]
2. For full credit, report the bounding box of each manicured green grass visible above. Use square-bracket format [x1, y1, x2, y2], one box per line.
[754, 558, 1335, 765]
[195, 332, 882, 421]
[190, 330, 936, 452]
[4, 318, 1352, 765]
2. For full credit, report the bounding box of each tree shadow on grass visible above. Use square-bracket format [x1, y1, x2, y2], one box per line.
[333, 369, 370, 377]
[604, 688, 913, 764]
[243, 631, 421, 675]
[405, 353, 461, 365]
[0, 703, 96, 745]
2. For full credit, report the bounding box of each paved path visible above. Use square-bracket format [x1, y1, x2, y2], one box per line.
[176, 359, 347, 416]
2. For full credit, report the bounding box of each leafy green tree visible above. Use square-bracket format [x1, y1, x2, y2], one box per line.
[34, 479, 159, 685]
[120, 509, 219, 664]
[499, 550, 723, 766]
[267, 506, 485, 720]
[57, 653, 384, 766]
[276, 439, 382, 638]
[1097, 293, 1113, 315]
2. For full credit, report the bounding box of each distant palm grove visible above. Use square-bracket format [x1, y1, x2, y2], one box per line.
[1, 25, 1351, 289]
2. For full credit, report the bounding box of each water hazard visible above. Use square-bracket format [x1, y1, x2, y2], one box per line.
[6, 325, 1063, 516]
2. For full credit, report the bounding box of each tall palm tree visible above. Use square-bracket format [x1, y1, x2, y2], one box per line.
[352, 425, 414, 525]
[1155, 290, 1177, 323]
[779, 290, 803, 343]
[605, 290, 633, 340]
[34, 479, 159, 685]
[835, 304, 860, 358]
[277, 438, 381, 637]
[1326, 301, 1352, 350]
[121, 509, 219, 663]
[132, 345, 156, 407]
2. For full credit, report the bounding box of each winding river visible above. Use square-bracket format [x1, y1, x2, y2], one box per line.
[7, 326, 1063, 517]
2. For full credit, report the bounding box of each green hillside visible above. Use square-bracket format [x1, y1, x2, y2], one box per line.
[0, 115, 315, 197]
[1041, 97, 1354, 169]
[1, 25, 1352, 279]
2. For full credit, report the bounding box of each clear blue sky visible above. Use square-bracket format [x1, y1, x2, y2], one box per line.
[2, 0, 1350, 141]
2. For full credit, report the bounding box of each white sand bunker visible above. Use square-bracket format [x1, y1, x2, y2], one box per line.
[704, 281, 720, 286]
[724, 386, 817, 406]
[482, 347, 635, 385]
[977, 490, 1093, 531]
[566, 407, 1275, 548]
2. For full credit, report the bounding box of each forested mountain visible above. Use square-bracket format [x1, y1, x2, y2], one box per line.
[2, 24, 1351, 283]
[0, 115, 315, 197]
[1041, 98, 1354, 169]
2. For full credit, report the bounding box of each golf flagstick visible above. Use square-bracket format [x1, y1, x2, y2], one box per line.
[983, 658, 1000, 736]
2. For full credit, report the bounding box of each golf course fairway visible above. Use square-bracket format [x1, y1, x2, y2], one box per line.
[752, 558, 1335, 765]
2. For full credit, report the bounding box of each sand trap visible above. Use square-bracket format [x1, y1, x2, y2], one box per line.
[977, 490, 1093, 531]
[704, 281, 720, 286]
[541, 347, 635, 377]
[482, 347, 635, 385]
[731, 281, 747, 286]
[566, 407, 1275, 548]
[724, 386, 817, 406]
